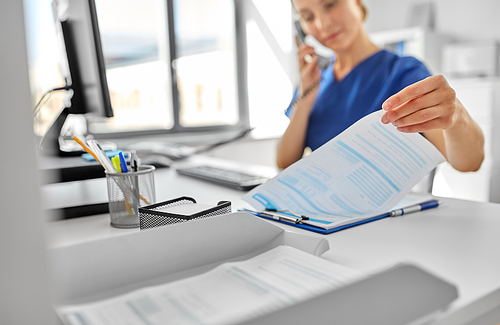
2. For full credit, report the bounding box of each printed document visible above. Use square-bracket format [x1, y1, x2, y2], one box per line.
[243, 110, 446, 229]
[57, 246, 361, 325]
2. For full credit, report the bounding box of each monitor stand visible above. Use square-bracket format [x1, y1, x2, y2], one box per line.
[37, 106, 115, 157]
[37, 106, 72, 156]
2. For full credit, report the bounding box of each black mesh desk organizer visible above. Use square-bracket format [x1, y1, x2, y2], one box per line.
[139, 196, 231, 230]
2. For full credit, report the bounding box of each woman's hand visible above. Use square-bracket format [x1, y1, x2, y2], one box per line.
[381, 75, 458, 133]
[381, 75, 484, 172]
[296, 36, 321, 104]
[276, 38, 323, 169]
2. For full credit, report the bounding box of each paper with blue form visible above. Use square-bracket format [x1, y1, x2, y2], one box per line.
[242, 110, 446, 230]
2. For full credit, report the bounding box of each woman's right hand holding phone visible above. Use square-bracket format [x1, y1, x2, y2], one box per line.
[276, 37, 322, 169]
[296, 36, 321, 111]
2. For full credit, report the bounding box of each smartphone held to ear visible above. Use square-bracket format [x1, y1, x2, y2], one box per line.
[295, 21, 332, 70]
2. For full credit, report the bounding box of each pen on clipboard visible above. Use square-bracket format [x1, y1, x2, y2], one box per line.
[260, 211, 306, 224]
[265, 208, 309, 220]
[390, 200, 439, 217]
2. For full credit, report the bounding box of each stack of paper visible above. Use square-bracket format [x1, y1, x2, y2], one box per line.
[57, 246, 361, 325]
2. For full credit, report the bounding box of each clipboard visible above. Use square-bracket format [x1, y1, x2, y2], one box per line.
[241, 199, 439, 235]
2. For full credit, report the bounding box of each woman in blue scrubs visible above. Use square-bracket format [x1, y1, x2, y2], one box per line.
[277, 0, 484, 173]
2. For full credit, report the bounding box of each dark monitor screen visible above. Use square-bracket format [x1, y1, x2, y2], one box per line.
[52, 0, 113, 118]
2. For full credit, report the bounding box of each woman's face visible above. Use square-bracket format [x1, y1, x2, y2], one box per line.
[293, 0, 364, 52]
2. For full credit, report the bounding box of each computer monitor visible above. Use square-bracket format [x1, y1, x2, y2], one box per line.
[38, 0, 113, 155]
[52, 0, 112, 117]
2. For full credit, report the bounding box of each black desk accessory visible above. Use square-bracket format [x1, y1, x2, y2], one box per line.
[139, 196, 231, 230]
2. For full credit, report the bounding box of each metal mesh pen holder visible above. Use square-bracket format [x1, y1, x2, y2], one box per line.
[106, 165, 156, 228]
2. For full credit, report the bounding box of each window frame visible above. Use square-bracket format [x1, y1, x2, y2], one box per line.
[92, 0, 250, 141]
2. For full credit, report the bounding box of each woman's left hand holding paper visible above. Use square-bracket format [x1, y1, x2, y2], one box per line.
[380, 75, 484, 172]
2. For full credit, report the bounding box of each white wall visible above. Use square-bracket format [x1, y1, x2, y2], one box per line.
[361, 0, 500, 203]
[0, 0, 55, 323]
[435, 0, 500, 41]
[364, 0, 500, 42]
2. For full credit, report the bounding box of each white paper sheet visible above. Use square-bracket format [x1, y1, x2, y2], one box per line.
[57, 246, 361, 325]
[242, 110, 446, 229]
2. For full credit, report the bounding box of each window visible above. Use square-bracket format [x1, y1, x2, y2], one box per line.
[174, 0, 239, 127]
[24, 0, 67, 138]
[25, 0, 297, 140]
[90, 0, 241, 135]
[241, 0, 296, 138]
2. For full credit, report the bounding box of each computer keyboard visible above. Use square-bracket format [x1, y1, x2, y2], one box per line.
[127, 141, 197, 160]
[175, 165, 269, 190]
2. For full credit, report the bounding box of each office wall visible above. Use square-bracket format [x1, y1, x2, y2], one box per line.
[364, 0, 500, 42]
[362, 0, 500, 203]
[0, 0, 55, 323]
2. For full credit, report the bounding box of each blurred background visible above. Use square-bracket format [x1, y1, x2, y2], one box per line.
[23, 0, 500, 203]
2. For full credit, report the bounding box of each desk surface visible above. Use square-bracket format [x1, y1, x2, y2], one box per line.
[43, 154, 500, 322]
[41, 155, 277, 213]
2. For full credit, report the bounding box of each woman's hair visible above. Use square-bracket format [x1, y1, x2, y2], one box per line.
[291, 1, 369, 22]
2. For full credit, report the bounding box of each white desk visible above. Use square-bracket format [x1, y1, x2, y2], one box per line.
[43, 155, 277, 242]
[43, 154, 500, 323]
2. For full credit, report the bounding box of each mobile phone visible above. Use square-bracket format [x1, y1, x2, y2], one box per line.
[294, 21, 331, 70]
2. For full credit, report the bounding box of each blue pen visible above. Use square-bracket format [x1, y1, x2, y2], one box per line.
[118, 152, 129, 173]
[390, 200, 439, 217]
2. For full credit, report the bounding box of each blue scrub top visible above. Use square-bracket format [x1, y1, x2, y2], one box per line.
[286, 50, 432, 151]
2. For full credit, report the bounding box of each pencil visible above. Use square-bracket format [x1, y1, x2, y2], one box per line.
[73, 136, 134, 214]
[73, 136, 101, 163]
[140, 194, 151, 205]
